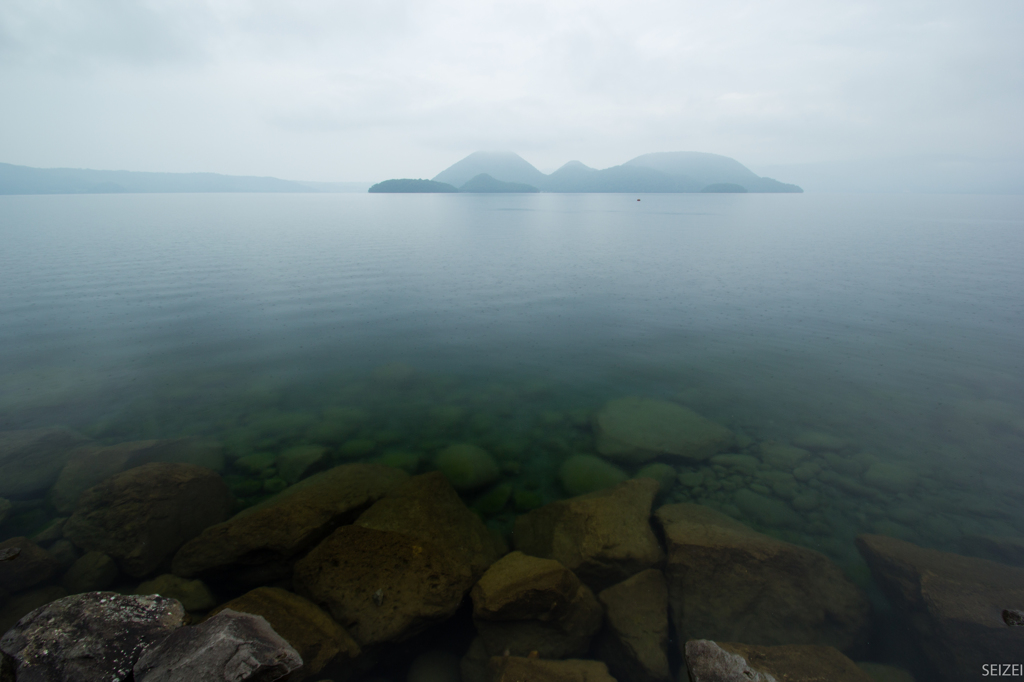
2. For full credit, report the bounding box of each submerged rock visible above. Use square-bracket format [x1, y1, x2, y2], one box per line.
[0, 537, 57, 594]
[488, 656, 617, 682]
[514, 478, 664, 592]
[0, 587, 67, 635]
[733, 489, 802, 528]
[959, 534, 1024, 567]
[471, 551, 603, 659]
[277, 444, 327, 484]
[655, 503, 870, 653]
[133, 608, 302, 682]
[0, 498, 10, 526]
[862, 462, 918, 494]
[434, 443, 500, 491]
[856, 533, 1024, 682]
[63, 462, 231, 578]
[594, 397, 734, 463]
[61, 550, 119, 594]
[135, 574, 217, 612]
[559, 454, 628, 496]
[0, 592, 185, 682]
[172, 463, 408, 586]
[293, 524, 471, 647]
[597, 569, 672, 682]
[684, 640, 873, 682]
[0, 427, 90, 498]
[211, 586, 361, 681]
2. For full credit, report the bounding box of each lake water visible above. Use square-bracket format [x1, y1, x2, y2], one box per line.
[2, 192, 1023, 669]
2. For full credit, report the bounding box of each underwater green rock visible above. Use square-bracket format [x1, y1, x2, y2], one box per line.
[276, 445, 326, 484]
[634, 462, 677, 498]
[594, 397, 734, 464]
[559, 454, 628, 497]
[235, 452, 276, 475]
[733, 489, 802, 528]
[473, 484, 513, 516]
[434, 443, 500, 491]
[373, 449, 423, 474]
[862, 462, 918, 494]
[339, 438, 377, 459]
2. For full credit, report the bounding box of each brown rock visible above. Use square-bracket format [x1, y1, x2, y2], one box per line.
[63, 462, 230, 578]
[211, 586, 361, 680]
[960, 534, 1024, 567]
[1, 592, 185, 682]
[61, 550, 119, 593]
[51, 439, 223, 513]
[0, 427, 90, 498]
[685, 640, 873, 682]
[655, 503, 870, 653]
[513, 478, 664, 591]
[594, 397, 734, 463]
[0, 537, 57, 593]
[488, 656, 617, 682]
[293, 524, 471, 647]
[172, 463, 407, 586]
[472, 552, 602, 659]
[597, 569, 671, 682]
[856, 533, 1024, 682]
[355, 472, 502, 580]
[135, 574, 217, 612]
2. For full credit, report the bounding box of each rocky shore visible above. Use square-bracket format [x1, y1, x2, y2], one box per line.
[1, 395, 1022, 681]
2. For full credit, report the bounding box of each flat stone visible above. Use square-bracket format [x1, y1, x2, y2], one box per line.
[133, 609, 301, 682]
[471, 552, 602, 659]
[211, 586, 361, 681]
[594, 397, 734, 463]
[655, 503, 870, 653]
[354, 472, 502, 580]
[488, 656, 617, 682]
[685, 640, 873, 682]
[597, 569, 672, 682]
[172, 463, 408, 586]
[0, 428, 90, 498]
[63, 462, 231, 578]
[514, 478, 664, 592]
[61, 550, 119, 593]
[0, 537, 57, 594]
[135, 574, 216, 612]
[0, 591, 185, 682]
[856, 533, 1024, 682]
[293, 524, 472, 647]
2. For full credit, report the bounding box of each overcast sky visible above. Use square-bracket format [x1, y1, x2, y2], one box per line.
[1, 0, 1022, 183]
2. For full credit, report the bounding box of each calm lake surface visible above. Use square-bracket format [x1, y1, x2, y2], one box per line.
[2, 191, 1023, 658]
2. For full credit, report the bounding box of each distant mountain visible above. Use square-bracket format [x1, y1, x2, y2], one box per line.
[424, 151, 802, 193]
[459, 174, 539, 193]
[432, 151, 549, 188]
[369, 179, 458, 193]
[702, 183, 748, 193]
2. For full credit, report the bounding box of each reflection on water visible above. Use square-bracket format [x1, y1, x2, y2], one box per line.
[1, 192, 1023, 679]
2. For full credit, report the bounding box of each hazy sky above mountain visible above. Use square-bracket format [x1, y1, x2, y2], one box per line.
[1, 0, 1022, 183]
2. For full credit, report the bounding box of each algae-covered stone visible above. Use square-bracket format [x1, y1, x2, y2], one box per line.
[759, 443, 811, 470]
[594, 397, 734, 463]
[339, 438, 377, 458]
[435, 443, 499, 491]
[172, 463, 408, 586]
[61, 550, 118, 593]
[262, 477, 288, 494]
[678, 470, 705, 488]
[514, 479, 664, 591]
[862, 462, 918, 493]
[473, 484, 512, 516]
[0, 427, 90, 498]
[655, 503, 870, 653]
[374, 449, 423, 474]
[235, 452, 276, 474]
[277, 445, 327, 484]
[0, 537, 57, 593]
[960, 535, 1024, 567]
[211, 586, 360, 680]
[597, 569, 672, 682]
[559, 454, 628, 496]
[733, 489, 802, 528]
[710, 454, 760, 474]
[685, 641, 873, 682]
[64, 463, 231, 578]
[635, 463, 677, 499]
[135, 574, 216, 611]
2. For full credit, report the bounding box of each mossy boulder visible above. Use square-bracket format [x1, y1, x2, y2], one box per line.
[434, 444, 499, 491]
[559, 454, 628, 496]
[594, 397, 734, 464]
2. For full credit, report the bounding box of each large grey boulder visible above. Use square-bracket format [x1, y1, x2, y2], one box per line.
[133, 609, 302, 682]
[172, 463, 408, 586]
[597, 569, 672, 682]
[856, 533, 1024, 682]
[594, 397, 734, 463]
[63, 462, 231, 578]
[654, 503, 870, 653]
[0, 428, 89, 498]
[0, 592, 185, 682]
[514, 478, 664, 592]
[684, 640, 873, 682]
[470, 551, 603, 659]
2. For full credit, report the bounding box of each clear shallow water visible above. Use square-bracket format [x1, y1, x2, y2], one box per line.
[1, 192, 1023, 658]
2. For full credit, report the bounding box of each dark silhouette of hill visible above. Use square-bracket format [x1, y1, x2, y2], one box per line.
[433, 151, 549, 188]
[459, 174, 539, 193]
[0, 162, 324, 194]
[368, 178, 458, 193]
[426, 151, 802, 193]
